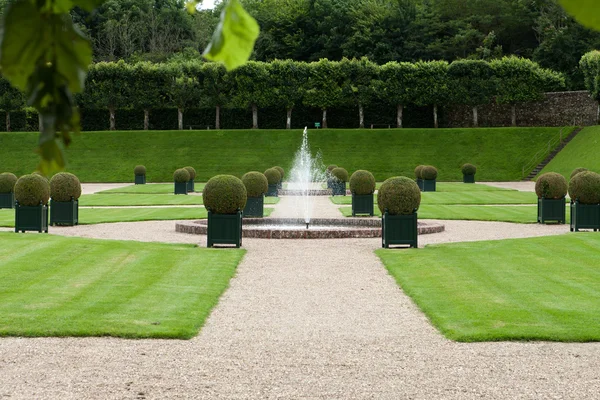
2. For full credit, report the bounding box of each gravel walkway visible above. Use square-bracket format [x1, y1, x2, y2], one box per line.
[482, 181, 536, 192]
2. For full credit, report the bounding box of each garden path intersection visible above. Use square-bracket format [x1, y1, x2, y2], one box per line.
[0, 186, 599, 399]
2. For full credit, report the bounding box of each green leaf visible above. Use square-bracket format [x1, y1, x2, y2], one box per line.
[202, 0, 259, 70]
[560, 0, 600, 30]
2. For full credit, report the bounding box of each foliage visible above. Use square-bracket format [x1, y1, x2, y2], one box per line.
[414, 165, 424, 179]
[331, 167, 349, 182]
[241, 171, 268, 197]
[228, 61, 271, 109]
[461, 164, 477, 175]
[377, 176, 421, 215]
[349, 170, 376, 195]
[326, 165, 338, 173]
[273, 166, 285, 180]
[535, 172, 567, 199]
[0, 172, 18, 193]
[130, 62, 170, 112]
[571, 168, 589, 179]
[421, 166, 438, 180]
[134, 165, 147, 175]
[376, 61, 417, 107]
[269, 59, 309, 111]
[448, 60, 496, 106]
[82, 61, 133, 111]
[203, 174, 247, 214]
[264, 168, 281, 185]
[14, 174, 50, 206]
[339, 57, 379, 108]
[412, 61, 449, 107]
[173, 168, 190, 183]
[580, 50, 600, 101]
[167, 62, 201, 111]
[183, 166, 197, 180]
[568, 171, 600, 204]
[303, 59, 344, 111]
[50, 172, 82, 202]
[560, 0, 600, 31]
[0, 77, 25, 122]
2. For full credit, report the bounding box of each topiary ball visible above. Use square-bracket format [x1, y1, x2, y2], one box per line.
[414, 165, 425, 179]
[349, 170, 376, 195]
[264, 168, 281, 185]
[568, 171, 600, 204]
[331, 167, 349, 182]
[242, 171, 268, 197]
[33, 171, 49, 182]
[173, 168, 190, 183]
[184, 166, 196, 181]
[134, 165, 146, 175]
[326, 165, 337, 173]
[377, 176, 421, 215]
[14, 174, 50, 207]
[461, 163, 477, 175]
[0, 172, 18, 193]
[535, 172, 567, 199]
[570, 167, 588, 179]
[50, 172, 82, 202]
[421, 165, 438, 180]
[203, 175, 247, 214]
[273, 166, 284, 181]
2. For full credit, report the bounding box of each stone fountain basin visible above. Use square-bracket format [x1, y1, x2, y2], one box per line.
[176, 218, 445, 239]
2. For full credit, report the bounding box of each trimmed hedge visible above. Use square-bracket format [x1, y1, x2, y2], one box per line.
[173, 168, 190, 183]
[570, 167, 588, 179]
[184, 166, 197, 180]
[535, 172, 567, 199]
[0, 172, 18, 193]
[203, 175, 247, 214]
[14, 174, 50, 206]
[331, 167, 349, 182]
[50, 172, 82, 202]
[134, 165, 146, 175]
[421, 165, 438, 180]
[264, 168, 281, 185]
[349, 170, 376, 195]
[242, 171, 268, 197]
[377, 176, 421, 215]
[461, 163, 477, 175]
[568, 171, 600, 204]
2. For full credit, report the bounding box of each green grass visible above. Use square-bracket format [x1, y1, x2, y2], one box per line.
[331, 190, 538, 205]
[374, 182, 513, 191]
[99, 183, 206, 194]
[540, 126, 600, 179]
[376, 233, 600, 342]
[79, 194, 279, 206]
[0, 127, 567, 182]
[0, 233, 245, 338]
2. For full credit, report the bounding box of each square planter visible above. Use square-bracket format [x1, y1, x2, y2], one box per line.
[422, 179, 436, 192]
[174, 181, 188, 195]
[134, 174, 146, 185]
[327, 178, 333, 190]
[277, 181, 283, 190]
[570, 201, 600, 232]
[0, 192, 14, 209]
[416, 178, 424, 190]
[266, 184, 278, 197]
[50, 199, 79, 226]
[187, 180, 195, 192]
[15, 202, 48, 233]
[537, 197, 565, 224]
[243, 196, 264, 218]
[207, 211, 242, 248]
[352, 193, 374, 216]
[382, 211, 418, 248]
[331, 181, 346, 196]
[463, 174, 475, 183]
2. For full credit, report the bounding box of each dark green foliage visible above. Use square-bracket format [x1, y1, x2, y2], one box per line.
[273, 166, 285, 180]
[448, 60, 496, 106]
[421, 166, 438, 180]
[264, 168, 281, 185]
[173, 168, 190, 183]
[242, 171, 268, 197]
[568, 171, 600, 204]
[580, 51, 600, 103]
[462, 163, 477, 175]
[0, 172, 18, 193]
[14, 174, 50, 206]
[349, 170, 376, 195]
[331, 167, 349, 182]
[184, 166, 197, 180]
[134, 165, 146, 175]
[535, 172, 567, 199]
[414, 165, 425, 179]
[203, 175, 247, 214]
[377, 176, 421, 215]
[570, 167, 589, 179]
[50, 172, 82, 202]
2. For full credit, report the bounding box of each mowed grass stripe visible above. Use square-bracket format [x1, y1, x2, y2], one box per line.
[79, 193, 280, 206]
[99, 183, 206, 194]
[330, 190, 538, 205]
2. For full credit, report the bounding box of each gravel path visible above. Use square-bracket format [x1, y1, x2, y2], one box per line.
[482, 181, 536, 192]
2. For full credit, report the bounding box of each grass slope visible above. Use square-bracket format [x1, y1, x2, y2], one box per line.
[0, 233, 244, 338]
[79, 194, 280, 206]
[540, 126, 600, 179]
[377, 233, 600, 342]
[0, 127, 565, 182]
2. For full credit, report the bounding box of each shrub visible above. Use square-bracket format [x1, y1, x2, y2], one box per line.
[0, 172, 18, 193]
[568, 171, 600, 204]
[377, 176, 421, 215]
[184, 166, 197, 180]
[203, 175, 247, 214]
[421, 165, 438, 180]
[414, 165, 425, 179]
[273, 166, 285, 181]
[14, 174, 50, 206]
[331, 167, 349, 182]
[461, 163, 477, 175]
[326, 165, 338, 173]
[33, 171, 49, 182]
[134, 165, 146, 175]
[535, 172, 567, 199]
[264, 168, 281, 185]
[349, 170, 376, 195]
[50, 173, 82, 202]
[173, 168, 190, 183]
[570, 168, 588, 179]
[242, 171, 268, 197]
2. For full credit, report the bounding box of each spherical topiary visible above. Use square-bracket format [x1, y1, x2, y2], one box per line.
[326, 165, 337, 173]
[50, 172, 82, 202]
[570, 168, 588, 179]
[414, 165, 425, 179]
[33, 171, 49, 182]
[134, 165, 146, 175]
[242, 171, 268, 197]
[421, 165, 438, 180]
[203, 175, 247, 214]
[377, 176, 421, 215]
[461, 163, 477, 176]
[273, 166, 284, 181]
[173, 168, 190, 183]
[349, 170, 376, 195]
[0, 172, 18, 193]
[184, 166, 196, 181]
[568, 171, 600, 204]
[264, 168, 281, 185]
[535, 172, 567, 199]
[331, 167, 349, 182]
[14, 174, 50, 206]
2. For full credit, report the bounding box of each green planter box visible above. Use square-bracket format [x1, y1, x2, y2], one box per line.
[207, 211, 242, 248]
[243, 196, 264, 218]
[537, 197, 565, 224]
[327, 178, 333, 189]
[266, 184, 278, 197]
[0, 192, 14, 209]
[422, 179, 436, 192]
[174, 181, 188, 195]
[15, 203, 48, 233]
[331, 181, 346, 196]
[277, 181, 283, 190]
[570, 201, 600, 232]
[463, 174, 475, 183]
[187, 180, 195, 192]
[382, 211, 418, 248]
[352, 193, 374, 216]
[50, 199, 79, 226]
[135, 174, 146, 185]
[416, 178, 424, 190]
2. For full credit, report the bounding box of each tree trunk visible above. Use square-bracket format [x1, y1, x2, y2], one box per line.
[144, 109, 149, 130]
[215, 105, 220, 129]
[397, 104, 403, 128]
[6, 111, 10, 132]
[286, 107, 292, 129]
[322, 109, 327, 129]
[178, 108, 183, 130]
[109, 106, 116, 131]
[358, 104, 364, 129]
[511, 104, 517, 127]
[473, 106, 478, 127]
[433, 104, 438, 128]
[252, 104, 258, 129]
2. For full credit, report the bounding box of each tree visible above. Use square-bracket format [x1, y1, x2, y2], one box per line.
[303, 59, 344, 128]
[131, 62, 170, 130]
[339, 57, 378, 128]
[228, 61, 270, 129]
[167, 61, 202, 130]
[412, 60, 449, 128]
[198, 62, 229, 130]
[269, 59, 309, 129]
[376, 61, 417, 128]
[448, 59, 496, 127]
[0, 77, 25, 132]
[580, 50, 600, 124]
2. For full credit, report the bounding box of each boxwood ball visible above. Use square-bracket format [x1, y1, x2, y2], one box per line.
[50, 172, 82, 202]
[203, 175, 247, 214]
[242, 171, 268, 197]
[264, 168, 281, 185]
[377, 176, 421, 215]
[461, 163, 477, 175]
[421, 165, 438, 180]
[184, 166, 197, 180]
[134, 165, 146, 175]
[14, 174, 50, 206]
[535, 172, 567, 199]
[570, 167, 588, 180]
[173, 168, 190, 183]
[273, 166, 285, 180]
[568, 171, 600, 204]
[331, 167, 349, 182]
[414, 165, 425, 179]
[349, 170, 376, 195]
[0, 172, 18, 193]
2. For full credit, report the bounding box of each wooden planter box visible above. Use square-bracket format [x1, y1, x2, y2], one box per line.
[422, 179, 436, 192]
[135, 174, 146, 185]
[331, 181, 346, 196]
[382, 211, 418, 248]
[416, 178, 424, 190]
[266, 184, 278, 197]
[537, 197, 565, 224]
[0, 192, 14, 209]
[50, 199, 79, 226]
[352, 193, 374, 216]
[15, 202, 48, 233]
[174, 181, 188, 195]
[243, 196, 264, 218]
[463, 174, 475, 183]
[207, 210, 242, 248]
[187, 180, 195, 192]
[570, 201, 600, 232]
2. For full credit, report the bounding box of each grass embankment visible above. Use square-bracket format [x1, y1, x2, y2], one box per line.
[79, 193, 280, 206]
[377, 233, 600, 342]
[0, 233, 244, 338]
[540, 126, 600, 179]
[0, 127, 566, 182]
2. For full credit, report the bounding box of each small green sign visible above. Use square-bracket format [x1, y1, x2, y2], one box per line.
[314, 122, 321, 128]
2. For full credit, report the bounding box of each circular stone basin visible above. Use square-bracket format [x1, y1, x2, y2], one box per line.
[176, 218, 445, 239]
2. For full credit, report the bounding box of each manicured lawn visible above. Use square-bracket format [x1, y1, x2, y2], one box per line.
[79, 194, 280, 206]
[375, 182, 514, 191]
[99, 183, 206, 194]
[540, 126, 600, 179]
[376, 233, 600, 342]
[331, 190, 538, 205]
[0, 233, 245, 338]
